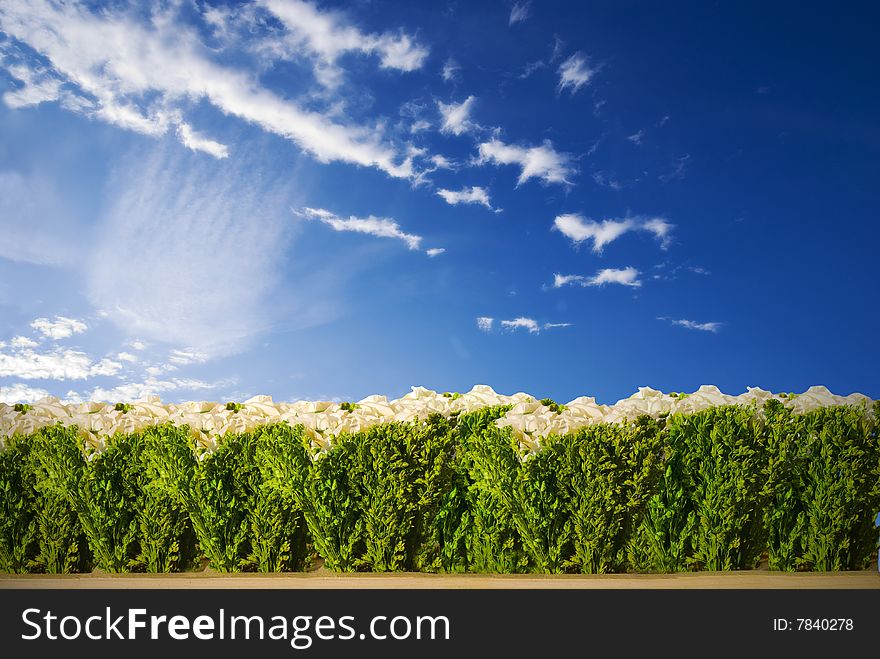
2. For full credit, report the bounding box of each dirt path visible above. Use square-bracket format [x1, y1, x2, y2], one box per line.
[2, 571, 878, 589]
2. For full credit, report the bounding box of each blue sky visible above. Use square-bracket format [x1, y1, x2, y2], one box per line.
[0, 0, 877, 405]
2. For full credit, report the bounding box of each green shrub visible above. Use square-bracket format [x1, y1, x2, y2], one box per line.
[247, 425, 310, 572]
[762, 400, 805, 571]
[557, 416, 665, 573]
[27, 426, 141, 573]
[672, 406, 773, 571]
[468, 415, 664, 574]
[259, 422, 360, 571]
[0, 434, 39, 572]
[2, 402, 877, 575]
[795, 403, 880, 570]
[261, 417, 457, 572]
[22, 426, 88, 573]
[146, 425, 253, 572]
[468, 426, 567, 572]
[447, 406, 527, 573]
[137, 425, 197, 572]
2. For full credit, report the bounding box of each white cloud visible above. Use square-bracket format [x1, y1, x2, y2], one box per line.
[115, 352, 138, 363]
[168, 349, 210, 366]
[476, 138, 575, 186]
[441, 58, 460, 83]
[659, 154, 690, 183]
[0, 0, 420, 180]
[509, 1, 532, 26]
[10, 336, 39, 349]
[87, 146, 298, 358]
[592, 171, 623, 190]
[553, 267, 642, 288]
[298, 207, 427, 253]
[438, 96, 477, 136]
[553, 214, 674, 252]
[436, 186, 493, 209]
[426, 248, 446, 257]
[551, 35, 565, 62]
[553, 215, 634, 252]
[127, 340, 147, 351]
[480, 315, 569, 334]
[501, 317, 540, 333]
[588, 267, 642, 287]
[67, 375, 234, 404]
[258, 0, 428, 88]
[2, 62, 62, 108]
[626, 129, 644, 145]
[476, 317, 494, 332]
[0, 347, 122, 380]
[552, 274, 586, 288]
[557, 52, 595, 94]
[660, 317, 723, 333]
[428, 154, 456, 170]
[641, 217, 674, 248]
[0, 383, 51, 404]
[519, 60, 546, 79]
[176, 123, 229, 159]
[30, 316, 88, 340]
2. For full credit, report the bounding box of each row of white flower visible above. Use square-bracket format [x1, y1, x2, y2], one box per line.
[0, 384, 873, 455]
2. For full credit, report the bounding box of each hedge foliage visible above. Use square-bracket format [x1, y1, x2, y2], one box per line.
[1, 402, 878, 573]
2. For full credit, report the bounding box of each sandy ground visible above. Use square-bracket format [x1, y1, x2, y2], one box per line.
[2, 571, 878, 589]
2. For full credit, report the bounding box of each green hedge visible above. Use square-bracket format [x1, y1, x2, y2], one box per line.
[1, 402, 878, 573]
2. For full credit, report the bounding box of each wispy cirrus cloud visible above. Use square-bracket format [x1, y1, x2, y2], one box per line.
[519, 60, 546, 79]
[476, 138, 576, 186]
[168, 349, 210, 366]
[0, 0, 422, 178]
[557, 52, 595, 94]
[87, 145, 299, 359]
[436, 186, 495, 210]
[256, 0, 428, 88]
[592, 171, 623, 190]
[626, 129, 645, 145]
[297, 207, 440, 256]
[553, 214, 673, 252]
[64, 375, 235, 404]
[552, 267, 641, 289]
[659, 154, 691, 183]
[478, 316, 571, 334]
[658, 317, 723, 333]
[176, 123, 230, 159]
[438, 96, 478, 136]
[509, 1, 532, 26]
[441, 58, 460, 83]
